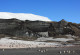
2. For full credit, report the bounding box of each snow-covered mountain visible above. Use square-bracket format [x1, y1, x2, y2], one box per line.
[0, 12, 51, 21]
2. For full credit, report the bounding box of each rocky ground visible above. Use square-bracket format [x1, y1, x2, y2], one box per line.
[0, 46, 80, 55]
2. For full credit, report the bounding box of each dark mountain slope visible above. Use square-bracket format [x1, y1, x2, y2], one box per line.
[0, 18, 80, 38]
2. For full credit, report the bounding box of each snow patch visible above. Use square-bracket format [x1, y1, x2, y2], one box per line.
[35, 37, 74, 42]
[0, 37, 61, 48]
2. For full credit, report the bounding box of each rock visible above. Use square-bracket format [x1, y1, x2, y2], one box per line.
[0, 18, 80, 38]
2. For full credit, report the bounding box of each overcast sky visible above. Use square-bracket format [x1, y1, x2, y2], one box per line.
[0, 0, 80, 23]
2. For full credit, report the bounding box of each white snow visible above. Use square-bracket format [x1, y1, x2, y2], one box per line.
[35, 37, 54, 41]
[35, 37, 74, 42]
[0, 37, 61, 49]
[0, 12, 51, 21]
[52, 38, 74, 42]
[0, 37, 75, 49]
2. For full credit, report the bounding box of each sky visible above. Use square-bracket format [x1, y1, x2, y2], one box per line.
[0, 0, 80, 23]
